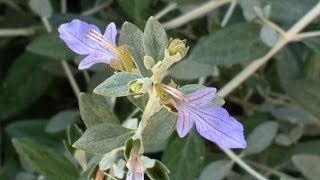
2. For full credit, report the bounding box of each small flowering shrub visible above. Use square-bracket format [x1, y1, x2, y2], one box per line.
[2, 0, 320, 180]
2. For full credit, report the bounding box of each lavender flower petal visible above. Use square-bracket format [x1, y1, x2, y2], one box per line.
[176, 109, 194, 137]
[192, 106, 246, 149]
[78, 53, 112, 69]
[103, 22, 117, 46]
[58, 19, 103, 55]
[184, 87, 216, 107]
[126, 170, 144, 180]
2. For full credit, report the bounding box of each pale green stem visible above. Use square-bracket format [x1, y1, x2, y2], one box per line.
[126, 108, 140, 120]
[154, 3, 178, 20]
[223, 149, 269, 180]
[221, 1, 237, 27]
[217, 2, 320, 98]
[81, 0, 113, 16]
[0, 28, 35, 36]
[294, 31, 320, 41]
[41, 17, 81, 100]
[61, 0, 67, 14]
[162, 0, 236, 30]
[83, 70, 90, 84]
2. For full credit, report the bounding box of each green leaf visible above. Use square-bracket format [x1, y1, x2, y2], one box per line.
[67, 124, 83, 145]
[301, 53, 320, 82]
[170, 58, 216, 80]
[199, 160, 231, 180]
[188, 23, 269, 65]
[270, 106, 318, 125]
[27, 33, 74, 60]
[144, 17, 168, 62]
[260, 24, 278, 47]
[29, 0, 52, 18]
[239, 0, 262, 21]
[263, 0, 319, 27]
[94, 72, 141, 97]
[146, 160, 170, 180]
[116, 0, 151, 23]
[243, 121, 278, 156]
[292, 154, 320, 180]
[303, 37, 320, 54]
[73, 123, 134, 154]
[45, 110, 78, 133]
[162, 132, 205, 180]
[119, 22, 151, 77]
[287, 78, 320, 117]
[142, 108, 177, 147]
[0, 53, 53, 120]
[12, 138, 79, 180]
[128, 94, 148, 110]
[79, 93, 119, 128]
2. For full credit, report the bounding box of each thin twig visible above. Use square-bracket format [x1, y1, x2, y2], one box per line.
[221, 1, 237, 27]
[154, 3, 178, 20]
[61, 61, 81, 99]
[0, 28, 35, 36]
[41, 17, 52, 33]
[223, 149, 268, 180]
[217, 2, 320, 98]
[162, 0, 235, 30]
[61, 0, 67, 14]
[81, 0, 113, 16]
[294, 31, 320, 41]
[83, 71, 90, 84]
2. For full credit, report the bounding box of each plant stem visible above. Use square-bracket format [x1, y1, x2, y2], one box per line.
[223, 149, 268, 180]
[0, 28, 35, 36]
[154, 3, 178, 20]
[217, 2, 320, 98]
[162, 0, 235, 30]
[221, 1, 237, 27]
[61, 0, 67, 14]
[294, 31, 320, 41]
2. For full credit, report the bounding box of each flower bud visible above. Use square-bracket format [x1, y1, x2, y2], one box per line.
[128, 80, 143, 95]
[167, 38, 188, 57]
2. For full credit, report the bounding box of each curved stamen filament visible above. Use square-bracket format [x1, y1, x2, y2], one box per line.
[162, 84, 189, 102]
[85, 29, 123, 61]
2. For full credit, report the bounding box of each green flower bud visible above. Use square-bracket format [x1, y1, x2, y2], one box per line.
[167, 38, 188, 57]
[128, 80, 143, 95]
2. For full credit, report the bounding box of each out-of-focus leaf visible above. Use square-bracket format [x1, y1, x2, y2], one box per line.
[143, 17, 168, 62]
[49, 14, 105, 30]
[287, 79, 320, 117]
[170, 58, 216, 80]
[79, 93, 119, 128]
[94, 72, 141, 97]
[116, 0, 151, 22]
[263, 0, 319, 27]
[292, 154, 320, 180]
[260, 24, 278, 47]
[199, 160, 231, 180]
[303, 37, 320, 54]
[142, 108, 177, 147]
[162, 132, 205, 180]
[0, 53, 53, 120]
[73, 123, 134, 154]
[12, 138, 79, 180]
[302, 53, 320, 82]
[239, 0, 261, 21]
[29, 0, 52, 18]
[243, 121, 278, 155]
[45, 110, 78, 133]
[288, 140, 320, 158]
[27, 33, 74, 60]
[276, 126, 304, 146]
[270, 106, 319, 125]
[119, 22, 151, 77]
[146, 160, 170, 180]
[189, 23, 269, 65]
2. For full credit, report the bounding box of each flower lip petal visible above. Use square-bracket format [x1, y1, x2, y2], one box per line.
[176, 108, 194, 137]
[104, 22, 117, 46]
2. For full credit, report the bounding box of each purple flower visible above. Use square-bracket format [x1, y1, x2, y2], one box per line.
[162, 85, 246, 149]
[126, 153, 144, 180]
[58, 19, 119, 69]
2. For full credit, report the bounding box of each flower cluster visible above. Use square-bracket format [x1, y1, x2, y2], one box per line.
[59, 18, 246, 179]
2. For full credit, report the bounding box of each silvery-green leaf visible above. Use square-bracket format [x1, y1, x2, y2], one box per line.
[12, 138, 79, 180]
[170, 58, 216, 80]
[243, 121, 278, 156]
[146, 160, 170, 180]
[119, 22, 151, 77]
[260, 24, 278, 47]
[302, 53, 320, 82]
[188, 23, 269, 65]
[276, 126, 303, 146]
[144, 17, 168, 62]
[270, 106, 318, 125]
[142, 108, 177, 147]
[94, 72, 141, 97]
[99, 149, 119, 170]
[79, 93, 119, 128]
[45, 110, 78, 133]
[199, 160, 231, 180]
[128, 94, 149, 110]
[29, 0, 52, 18]
[162, 132, 205, 180]
[292, 154, 320, 180]
[73, 123, 134, 154]
[303, 37, 320, 54]
[239, 0, 261, 21]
